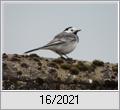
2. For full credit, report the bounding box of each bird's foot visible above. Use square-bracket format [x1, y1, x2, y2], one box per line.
[60, 56, 73, 61]
[59, 54, 73, 61]
[66, 58, 73, 61]
[63, 55, 73, 61]
[60, 56, 66, 60]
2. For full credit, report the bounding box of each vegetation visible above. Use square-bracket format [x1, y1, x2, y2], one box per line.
[92, 60, 104, 66]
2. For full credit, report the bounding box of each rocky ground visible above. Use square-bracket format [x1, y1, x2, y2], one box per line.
[2, 53, 118, 90]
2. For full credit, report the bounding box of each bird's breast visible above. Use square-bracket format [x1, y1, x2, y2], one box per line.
[52, 41, 78, 54]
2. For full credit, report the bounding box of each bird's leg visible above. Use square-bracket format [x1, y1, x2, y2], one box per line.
[59, 54, 66, 59]
[64, 54, 69, 59]
[64, 54, 73, 60]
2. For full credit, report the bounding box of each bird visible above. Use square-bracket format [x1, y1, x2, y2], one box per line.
[24, 27, 82, 59]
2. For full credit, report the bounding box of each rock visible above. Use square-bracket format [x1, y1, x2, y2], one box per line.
[2, 53, 118, 90]
[61, 63, 71, 70]
[47, 62, 59, 69]
[70, 67, 79, 75]
[92, 60, 104, 66]
[21, 63, 29, 68]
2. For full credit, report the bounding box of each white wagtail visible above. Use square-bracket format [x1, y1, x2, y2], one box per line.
[25, 27, 81, 59]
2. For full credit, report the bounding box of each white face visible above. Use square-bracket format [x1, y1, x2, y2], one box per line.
[64, 27, 79, 33]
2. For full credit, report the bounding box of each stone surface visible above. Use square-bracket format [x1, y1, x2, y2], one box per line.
[2, 53, 118, 90]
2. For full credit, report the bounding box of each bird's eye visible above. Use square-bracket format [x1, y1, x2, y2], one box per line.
[71, 29, 73, 31]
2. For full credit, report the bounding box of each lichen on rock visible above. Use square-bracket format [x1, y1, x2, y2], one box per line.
[2, 53, 118, 90]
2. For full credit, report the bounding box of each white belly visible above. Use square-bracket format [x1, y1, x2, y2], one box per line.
[50, 41, 78, 54]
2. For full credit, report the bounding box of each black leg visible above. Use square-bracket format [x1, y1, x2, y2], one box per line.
[64, 54, 73, 60]
[64, 54, 69, 59]
[57, 53, 70, 60]
[59, 54, 66, 59]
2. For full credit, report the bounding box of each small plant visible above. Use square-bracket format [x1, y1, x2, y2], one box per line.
[38, 62, 42, 66]
[3, 62, 8, 69]
[76, 61, 96, 72]
[112, 64, 118, 72]
[76, 61, 89, 71]
[47, 62, 59, 69]
[32, 57, 40, 62]
[17, 71, 22, 76]
[10, 57, 20, 62]
[53, 58, 64, 64]
[29, 54, 40, 58]
[2, 53, 8, 59]
[48, 68, 57, 74]
[92, 60, 104, 66]
[61, 63, 71, 70]
[70, 66, 79, 75]
[89, 64, 96, 72]
[21, 63, 29, 68]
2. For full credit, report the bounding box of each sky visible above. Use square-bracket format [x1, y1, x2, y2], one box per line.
[2, 1, 118, 63]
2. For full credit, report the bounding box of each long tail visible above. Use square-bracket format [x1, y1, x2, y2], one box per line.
[24, 47, 44, 53]
[24, 42, 59, 54]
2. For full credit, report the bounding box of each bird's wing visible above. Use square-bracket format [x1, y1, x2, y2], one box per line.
[43, 32, 68, 47]
[45, 38, 66, 47]
[42, 32, 76, 48]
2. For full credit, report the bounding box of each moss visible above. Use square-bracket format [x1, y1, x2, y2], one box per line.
[29, 54, 40, 58]
[47, 62, 59, 69]
[104, 79, 118, 89]
[76, 61, 96, 72]
[38, 62, 42, 66]
[21, 63, 29, 68]
[35, 78, 44, 85]
[45, 59, 49, 61]
[22, 54, 29, 58]
[13, 54, 21, 58]
[10, 57, 20, 62]
[2, 53, 118, 90]
[61, 63, 71, 70]
[3, 53, 8, 59]
[38, 67, 41, 70]
[53, 58, 64, 64]
[111, 75, 115, 79]
[76, 61, 89, 71]
[112, 64, 118, 72]
[17, 71, 22, 76]
[48, 69, 58, 81]
[70, 67, 79, 75]
[89, 64, 96, 72]
[92, 60, 104, 66]
[28, 54, 41, 62]
[48, 68, 57, 74]
[32, 57, 40, 62]
[3, 62, 8, 69]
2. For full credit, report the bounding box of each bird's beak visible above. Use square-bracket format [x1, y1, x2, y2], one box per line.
[77, 29, 82, 31]
[75, 29, 82, 33]
[74, 29, 82, 34]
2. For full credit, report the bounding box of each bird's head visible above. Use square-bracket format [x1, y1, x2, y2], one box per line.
[64, 26, 82, 35]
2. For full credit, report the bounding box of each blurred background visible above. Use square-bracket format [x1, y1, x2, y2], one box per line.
[2, 2, 118, 63]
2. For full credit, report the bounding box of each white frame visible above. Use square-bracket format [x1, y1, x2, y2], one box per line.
[1, 1, 119, 92]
